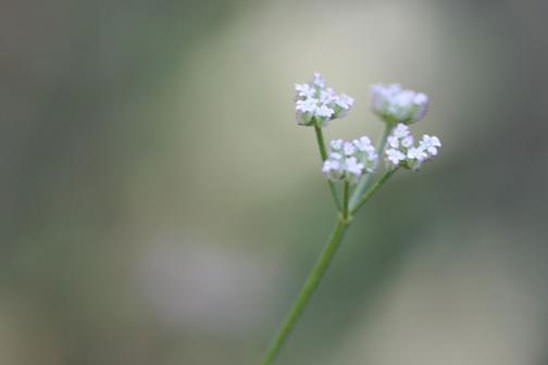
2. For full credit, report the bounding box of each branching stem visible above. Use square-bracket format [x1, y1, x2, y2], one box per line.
[261, 124, 398, 364]
[349, 124, 392, 208]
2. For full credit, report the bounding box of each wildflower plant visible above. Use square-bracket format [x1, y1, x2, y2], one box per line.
[261, 74, 442, 364]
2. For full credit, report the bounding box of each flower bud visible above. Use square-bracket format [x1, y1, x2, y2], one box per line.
[370, 83, 429, 125]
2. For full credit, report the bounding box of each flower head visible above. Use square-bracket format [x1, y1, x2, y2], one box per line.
[385, 123, 442, 170]
[322, 136, 377, 183]
[295, 73, 354, 127]
[370, 83, 429, 125]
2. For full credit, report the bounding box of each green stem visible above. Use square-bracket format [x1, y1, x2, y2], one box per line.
[349, 124, 392, 209]
[314, 123, 341, 211]
[261, 123, 398, 364]
[313, 123, 328, 160]
[350, 169, 397, 215]
[342, 181, 350, 220]
[261, 217, 348, 365]
[261, 169, 397, 364]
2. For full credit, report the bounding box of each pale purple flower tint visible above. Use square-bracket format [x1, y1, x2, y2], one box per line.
[370, 83, 429, 124]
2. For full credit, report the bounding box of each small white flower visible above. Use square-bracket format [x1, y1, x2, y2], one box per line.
[392, 123, 410, 138]
[391, 90, 416, 114]
[295, 98, 319, 126]
[345, 157, 364, 175]
[322, 159, 340, 173]
[419, 134, 441, 156]
[296, 98, 318, 113]
[371, 83, 401, 113]
[386, 148, 406, 166]
[344, 157, 365, 183]
[313, 73, 326, 88]
[322, 159, 344, 180]
[401, 135, 414, 148]
[387, 135, 400, 148]
[330, 139, 343, 150]
[335, 94, 354, 109]
[320, 88, 337, 104]
[413, 95, 429, 122]
[406, 146, 429, 170]
[343, 142, 356, 156]
[353, 136, 374, 152]
[407, 147, 427, 162]
[414, 93, 428, 104]
[295, 83, 316, 99]
[316, 104, 334, 118]
[329, 152, 343, 160]
[353, 137, 377, 169]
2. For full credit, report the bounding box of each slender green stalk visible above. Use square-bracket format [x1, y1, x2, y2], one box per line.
[261, 169, 396, 364]
[314, 123, 341, 211]
[350, 169, 397, 215]
[349, 124, 392, 208]
[261, 217, 348, 365]
[261, 168, 397, 364]
[313, 123, 328, 160]
[261, 123, 399, 364]
[342, 181, 350, 220]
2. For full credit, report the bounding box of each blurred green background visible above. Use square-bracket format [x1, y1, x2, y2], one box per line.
[3, 0, 548, 363]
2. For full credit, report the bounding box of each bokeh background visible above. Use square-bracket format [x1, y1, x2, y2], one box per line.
[3, 0, 548, 363]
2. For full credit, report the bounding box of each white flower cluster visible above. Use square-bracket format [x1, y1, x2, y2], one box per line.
[385, 124, 441, 170]
[370, 83, 429, 125]
[295, 73, 354, 127]
[322, 137, 378, 183]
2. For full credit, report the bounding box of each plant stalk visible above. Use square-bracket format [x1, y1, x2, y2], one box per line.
[261, 170, 395, 364]
[261, 124, 399, 364]
[314, 123, 341, 211]
[261, 217, 347, 365]
[349, 124, 392, 208]
[343, 181, 350, 220]
[350, 169, 396, 215]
